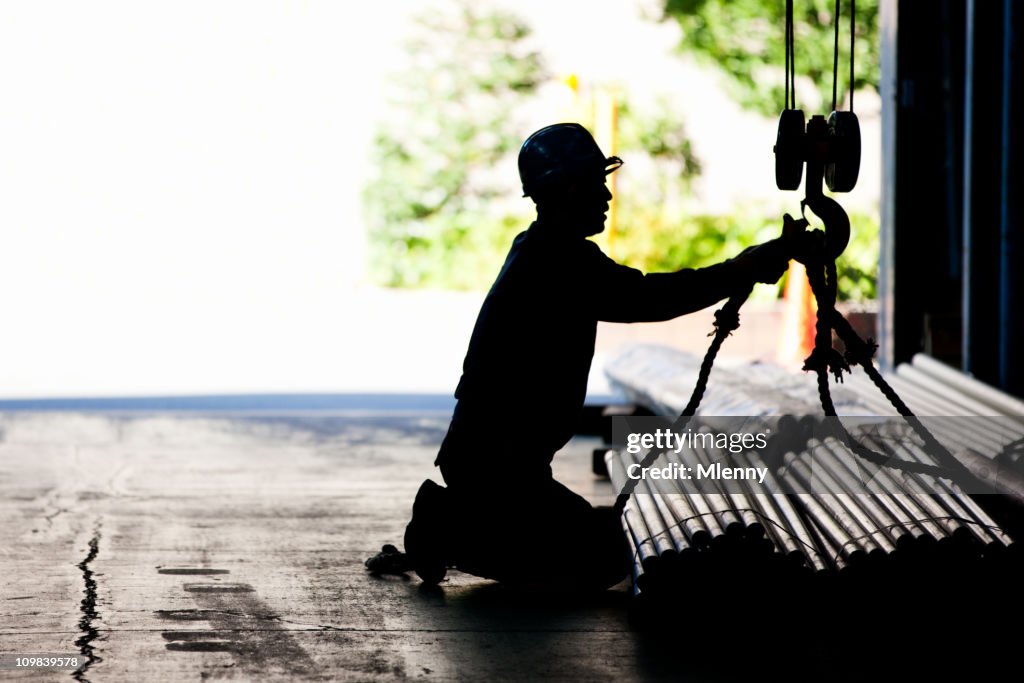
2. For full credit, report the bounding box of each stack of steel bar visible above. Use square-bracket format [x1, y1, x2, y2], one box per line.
[607, 444, 831, 610]
[604, 346, 1023, 611]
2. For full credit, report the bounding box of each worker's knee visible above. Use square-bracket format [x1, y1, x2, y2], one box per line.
[429, 476, 631, 591]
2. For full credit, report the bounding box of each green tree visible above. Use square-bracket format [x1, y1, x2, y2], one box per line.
[363, 1, 545, 288]
[660, 0, 879, 115]
[616, 96, 703, 203]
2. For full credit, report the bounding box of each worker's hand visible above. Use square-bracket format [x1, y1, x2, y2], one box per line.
[780, 212, 813, 263]
[732, 214, 809, 285]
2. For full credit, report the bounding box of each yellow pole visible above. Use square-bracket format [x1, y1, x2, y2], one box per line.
[560, 72, 581, 120]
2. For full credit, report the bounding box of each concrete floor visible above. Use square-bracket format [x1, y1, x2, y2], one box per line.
[1, 409, 683, 682]
[5, 408, 1018, 682]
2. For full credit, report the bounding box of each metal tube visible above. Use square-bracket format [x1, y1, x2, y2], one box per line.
[858, 433, 965, 541]
[730, 451, 790, 540]
[621, 515, 643, 597]
[619, 452, 678, 561]
[900, 439, 994, 537]
[648, 475, 713, 549]
[635, 491, 683, 561]
[825, 437, 944, 545]
[889, 373, 1024, 453]
[665, 450, 727, 541]
[605, 448, 630, 493]
[883, 373, 1021, 446]
[872, 435, 982, 547]
[640, 474, 692, 558]
[606, 450, 662, 574]
[884, 380, 1010, 444]
[898, 365, 1024, 427]
[848, 373, 1001, 450]
[902, 441, 1012, 549]
[772, 497, 833, 572]
[789, 444, 899, 556]
[952, 446, 1024, 508]
[691, 442, 746, 537]
[733, 451, 812, 565]
[843, 375, 1010, 458]
[782, 456, 867, 566]
[785, 452, 885, 557]
[912, 353, 1024, 417]
[623, 506, 660, 577]
[721, 468, 767, 541]
[744, 451, 833, 572]
[818, 437, 915, 551]
[686, 491, 728, 547]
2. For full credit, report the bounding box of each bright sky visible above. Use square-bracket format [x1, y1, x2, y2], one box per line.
[0, 0, 878, 398]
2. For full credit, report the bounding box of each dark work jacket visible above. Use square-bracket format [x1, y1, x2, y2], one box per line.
[437, 219, 742, 481]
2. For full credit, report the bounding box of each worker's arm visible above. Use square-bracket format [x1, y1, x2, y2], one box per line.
[584, 238, 791, 324]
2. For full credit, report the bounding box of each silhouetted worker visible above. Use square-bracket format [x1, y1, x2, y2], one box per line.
[369, 123, 793, 589]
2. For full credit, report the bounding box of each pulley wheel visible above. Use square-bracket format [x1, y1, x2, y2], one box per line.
[825, 110, 861, 193]
[774, 109, 806, 191]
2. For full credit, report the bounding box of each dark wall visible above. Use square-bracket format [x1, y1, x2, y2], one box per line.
[885, 0, 1023, 395]
[890, 0, 965, 366]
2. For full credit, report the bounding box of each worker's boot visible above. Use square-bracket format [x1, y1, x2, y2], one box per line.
[403, 479, 451, 585]
[364, 543, 412, 574]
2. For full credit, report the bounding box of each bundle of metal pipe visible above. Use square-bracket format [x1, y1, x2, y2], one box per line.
[603, 346, 1023, 607]
[605, 447, 831, 606]
[611, 444, 1018, 608]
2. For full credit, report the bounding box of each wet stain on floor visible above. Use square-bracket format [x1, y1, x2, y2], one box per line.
[183, 583, 254, 593]
[158, 568, 316, 674]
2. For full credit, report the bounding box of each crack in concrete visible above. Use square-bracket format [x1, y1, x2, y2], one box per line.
[72, 521, 103, 683]
[44, 507, 70, 525]
[256, 612, 349, 632]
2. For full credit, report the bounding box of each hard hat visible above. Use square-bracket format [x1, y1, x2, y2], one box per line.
[518, 123, 623, 198]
